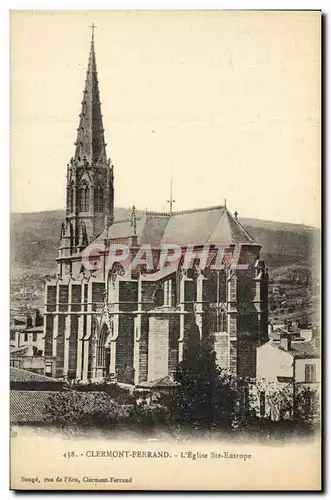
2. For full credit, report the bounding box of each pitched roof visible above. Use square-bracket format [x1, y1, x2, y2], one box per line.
[10, 367, 57, 383]
[22, 325, 44, 333]
[12, 319, 25, 326]
[10, 346, 29, 355]
[272, 341, 320, 359]
[10, 391, 52, 424]
[10, 325, 25, 332]
[99, 206, 257, 248]
[208, 209, 255, 244]
[162, 207, 224, 245]
[289, 342, 320, 359]
[10, 390, 111, 424]
[136, 375, 180, 389]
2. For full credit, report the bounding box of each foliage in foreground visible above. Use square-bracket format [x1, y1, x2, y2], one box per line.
[45, 390, 127, 429]
[44, 334, 320, 436]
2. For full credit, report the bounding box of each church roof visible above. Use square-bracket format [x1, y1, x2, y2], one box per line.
[100, 205, 257, 247]
[74, 34, 107, 164]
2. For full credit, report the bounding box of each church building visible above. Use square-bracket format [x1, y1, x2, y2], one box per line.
[43, 31, 269, 385]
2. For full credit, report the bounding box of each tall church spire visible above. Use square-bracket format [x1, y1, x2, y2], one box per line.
[59, 28, 114, 260]
[74, 29, 107, 164]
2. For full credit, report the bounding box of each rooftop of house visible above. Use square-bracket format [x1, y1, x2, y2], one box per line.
[136, 375, 180, 389]
[10, 346, 29, 355]
[10, 367, 57, 383]
[10, 325, 25, 333]
[10, 310, 43, 333]
[271, 340, 320, 359]
[10, 390, 111, 424]
[11, 390, 53, 424]
[22, 325, 44, 333]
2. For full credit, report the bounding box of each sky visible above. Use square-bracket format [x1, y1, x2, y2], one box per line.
[11, 10, 321, 227]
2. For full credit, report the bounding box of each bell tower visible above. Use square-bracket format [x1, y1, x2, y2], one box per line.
[59, 26, 114, 260]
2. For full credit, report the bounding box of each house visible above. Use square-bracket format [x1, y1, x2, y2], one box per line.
[21, 324, 44, 357]
[10, 309, 44, 353]
[255, 332, 320, 420]
[10, 320, 26, 349]
[10, 310, 54, 375]
[257, 332, 320, 387]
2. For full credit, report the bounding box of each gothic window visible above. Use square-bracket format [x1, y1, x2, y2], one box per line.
[92, 282, 106, 311]
[69, 222, 74, 249]
[71, 284, 82, 312]
[59, 285, 69, 312]
[219, 271, 226, 302]
[94, 186, 104, 212]
[78, 183, 90, 212]
[237, 271, 252, 303]
[154, 286, 164, 307]
[204, 269, 226, 304]
[100, 189, 104, 212]
[46, 286, 56, 312]
[85, 186, 90, 211]
[70, 188, 74, 213]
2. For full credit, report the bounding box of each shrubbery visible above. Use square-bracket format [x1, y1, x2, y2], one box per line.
[45, 390, 127, 430]
[44, 335, 320, 438]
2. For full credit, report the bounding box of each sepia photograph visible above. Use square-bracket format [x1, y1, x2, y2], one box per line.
[10, 10, 321, 490]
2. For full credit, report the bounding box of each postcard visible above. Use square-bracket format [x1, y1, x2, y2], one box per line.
[10, 10, 321, 490]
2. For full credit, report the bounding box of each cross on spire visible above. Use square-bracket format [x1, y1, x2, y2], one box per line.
[167, 178, 176, 216]
[90, 22, 97, 41]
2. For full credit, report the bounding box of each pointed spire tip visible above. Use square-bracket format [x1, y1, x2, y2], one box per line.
[90, 22, 97, 42]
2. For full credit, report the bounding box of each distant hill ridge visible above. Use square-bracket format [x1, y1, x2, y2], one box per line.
[11, 208, 319, 270]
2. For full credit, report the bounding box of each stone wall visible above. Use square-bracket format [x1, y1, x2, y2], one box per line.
[138, 315, 149, 382]
[148, 315, 169, 380]
[116, 315, 134, 383]
[213, 332, 229, 369]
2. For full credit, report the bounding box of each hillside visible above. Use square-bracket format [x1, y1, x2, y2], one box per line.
[10, 208, 320, 322]
[10, 208, 136, 269]
[11, 209, 319, 268]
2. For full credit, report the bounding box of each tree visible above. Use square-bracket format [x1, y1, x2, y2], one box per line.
[295, 386, 320, 426]
[127, 402, 170, 434]
[161, 331, 240, 430]
[45, 390, 127, 430]
[253, 380, 294, 421]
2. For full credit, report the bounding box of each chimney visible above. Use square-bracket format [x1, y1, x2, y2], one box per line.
[26, 315, 32, 328]
[34, 308, 43, 327]
[280, 333, 291, 351]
